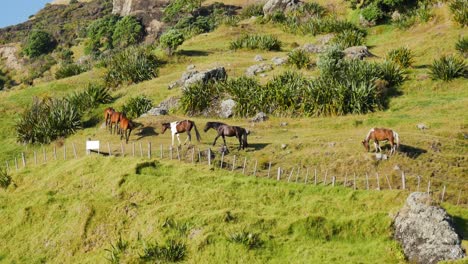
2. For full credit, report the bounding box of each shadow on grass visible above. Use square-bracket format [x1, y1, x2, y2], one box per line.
[134, 125, 158, 140]
[82, 116, 100, 129]
[248, 143, 269, 151]
[413, 64, 430, 69]
[178, 50, 212, 57]
[452, 216, 467, 239]
[399, 144, 427, 159]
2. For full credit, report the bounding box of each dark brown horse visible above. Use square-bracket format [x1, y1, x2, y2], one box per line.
[119, 116, 135, 143]
[104, 107, 115, 128]
[109, 111, 125, 135]
[161, 120, 201, 146]
[204, 121, 249, 150]
[362, 128, 400, 155]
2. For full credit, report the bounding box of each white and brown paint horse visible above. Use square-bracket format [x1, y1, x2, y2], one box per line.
[161, 120, 201, 146]
[362, 128, 400, 155]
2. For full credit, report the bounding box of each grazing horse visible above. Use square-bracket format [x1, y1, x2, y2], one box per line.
[109, 111, 125, 135]
[362, 128, 400, 155]
[161, 120, 201, 146]
[119, 116, 135, 143]
[204, 121, 249, 150]
[104, 107, 115, 128]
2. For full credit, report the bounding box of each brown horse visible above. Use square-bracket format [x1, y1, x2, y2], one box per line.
[119, 116, 135, 143]
[362, 128, 400, 155]
[204, 121, 249, 150]
[109, 111, 125, 135]
[104, 107, 115, 128]
[161, 120, 201, 146]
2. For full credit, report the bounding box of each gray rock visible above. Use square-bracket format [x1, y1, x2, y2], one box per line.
[302, 44, 326, 53]
[271, 56, 288, 66]
[146, 107, 168, 116]
[246, 63, 273, 76]
[280, 122, 288, 126]
[281, 144, 287, 149]
[391, 10, 402, 21]
[375, 153, 388, 160]
[254, 55, 265, 62]
[417, 123, 428, 130]
[317, 33, 335, 45]
[183, 67, 227, 88]
[394, 192, 465, 264]
[218, 99, 236, 118]
[359, 14, 376, 27]
[0, 45, 25, 70]
[252, 112, 268, 123]
[263, 0, 302, 15]
[186, 64, 196, 71]
[158, 96, 180, 112]
[343, 46, 373, 60]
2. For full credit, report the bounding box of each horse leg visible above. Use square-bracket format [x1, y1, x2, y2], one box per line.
[126, 129, 132, 144]
[374, 141, 380, 152]
[238, 135, 242, 150]
[185, 131, 191, 145]
[222, 135, 227, 146]
[212, 135, 220, 146]
[171, 133, 175, 146]
[176, 133, 181, 145]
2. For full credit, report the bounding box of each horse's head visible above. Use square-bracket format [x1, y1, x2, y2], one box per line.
[161, 123, 170, 134]
[203, 122, 212, 132]
[362, 140, 369, 152]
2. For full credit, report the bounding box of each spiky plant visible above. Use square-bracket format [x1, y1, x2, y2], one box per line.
[0, 167, 11, 189]
[455, 36, 468, 57]
[386, 47, 414, 68]
[287, 49, 311, 69]
[430, 55, 466, 81]
[122, 95, 153, 118]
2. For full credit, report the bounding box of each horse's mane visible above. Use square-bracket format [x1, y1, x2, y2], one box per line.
[365, 128, 374, 141]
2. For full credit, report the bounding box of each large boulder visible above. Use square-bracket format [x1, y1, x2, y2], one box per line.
[343, 46, 373, 60]
[263, 0, 302, 15]
[393, 192, 465, 264]
[112, 0, 170, 41]
[251, 112, 268, 123]
[218, 99, 236, 118]
[0, 45, 24, 70]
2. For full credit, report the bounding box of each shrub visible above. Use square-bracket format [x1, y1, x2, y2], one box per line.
[0, 167, 11, 189]
[449, 0, 468, 27]
[329, 29, 365, 49]
[16, 98, 82, 144]
[378, 60, 405, 88]
[386, 47, 414, 68]
[240, 4, 264, 18]
[105, 46, 159, 87]
[85, 15, 120, 55]
[393, 14, 416, 29]
[112, 16, 144, 49]
[455, 36, 468, 57]
[180, 81, 220, 115]
[228, 230, 263, 249]
[121, 95, 153, 118]
[0, 69, 12, 90]
[140, 239, 186, 262]
[265, 71, 309, 115]
[430, 55, 466, 81]
[416, 2, 433, 23]
[159, 29, 185, 55]
[229, 34, 282, 51]
[361, 3, 384, 23]
[67, 83, 113, 112]
[220, 77, 263, 117]
[287, 49, 311, 69]
[55, 63, 89, 79]
[23, 30, 56, 58]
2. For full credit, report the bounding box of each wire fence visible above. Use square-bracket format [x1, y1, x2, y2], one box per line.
[3, 141, 467, 206]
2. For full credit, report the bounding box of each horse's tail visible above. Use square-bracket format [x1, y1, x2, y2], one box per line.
[393, 131, 400, 149]
[193, 121, 201, 142]
[242, 129, 248, 148]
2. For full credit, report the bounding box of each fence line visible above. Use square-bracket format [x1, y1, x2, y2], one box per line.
[2, 141, 467, 206]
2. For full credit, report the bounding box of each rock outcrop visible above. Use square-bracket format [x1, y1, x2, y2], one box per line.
[393, 192, 465, 264]
[0, 45, 24, 70]
[170, 66, 227, 89]
[263, 0, 302, 15]
[218, 99, 236, 118]
[246, 63, 273, 76]
[343, 46, 373, 60]
[112, 0, 170, 40]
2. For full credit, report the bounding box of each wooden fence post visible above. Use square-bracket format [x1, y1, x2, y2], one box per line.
[385, 174, 392, 190]
[132, 142, 135, 157]
[53, 146, 57, 160]
[198, 148, 201, 163]
[314, 168, 317, 185]
[220, 151, 225, 169]
[353, 173, 356, 190]
[267, 161, 272, 178]
[417, 176, 420, 192]
[170, 146, 173, 160]
[277, 167, 281, 181]
[5, 161, 9, 172]
[427, 180, 431, 193]
[160, 144, 163, 159]
[139, 142, 143, 157]
[440, 185, 446, 203]
[376, 173, 380, 191]
[176, 146, 180, 161]
[34, 151, 37, 165]
[253, 160, 258, 177]
[208, 148, 211, 166]
[295, 167, 300, 183]
[242, 157, 246, 174]
[287, 168, 294, 182]
[148, 142, 151, 159]
[344, 172, 348, 187]
[15, 157, 18, 171]
[72, 143, 77, 159]
[121, 143, 125, 157]
[304, 168, 309, 184]
[63, 145, 67, 160]
[323, 170, 328, 185]
[232, 155, 236, 171]
[401, 171, 406, 190]
[21, 153, 26, 167]
[332, 176, 336, 187]
[457, 190, 461, 205]
[108, 142, 112, 157]
[365, 173, 369, 190]
[191, 148, 195, 164]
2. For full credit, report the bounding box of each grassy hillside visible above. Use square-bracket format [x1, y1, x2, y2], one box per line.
[0, 0, 467, 263]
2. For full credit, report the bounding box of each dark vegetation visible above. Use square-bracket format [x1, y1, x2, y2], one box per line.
[55, 63, 89, 79]
[429, 55, 466, 81]
[386, 47, 414, 68]
[23, 30, 56, 58]
[229, 34, 282, 51]
[121, 95, 153, 118]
